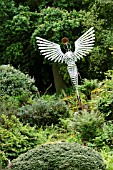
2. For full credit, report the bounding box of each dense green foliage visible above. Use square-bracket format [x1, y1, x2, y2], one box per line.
[11, 142, 105, 170]
[0, 115, 39, 167]
[0, 0, 113, 92]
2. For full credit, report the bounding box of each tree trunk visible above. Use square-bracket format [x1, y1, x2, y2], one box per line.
[52, 63, 66, 93]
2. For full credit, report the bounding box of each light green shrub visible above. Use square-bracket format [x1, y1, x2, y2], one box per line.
[101, 148, 113, 170]
[69, 110, 105, 143]
[11, 142, 106, 170]
[0, 115, 40, 168]
[93, 121, 113, 148]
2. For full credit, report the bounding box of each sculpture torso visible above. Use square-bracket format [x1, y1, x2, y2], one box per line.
[64, 51, 77, 66]
[64, 51, 78, 93]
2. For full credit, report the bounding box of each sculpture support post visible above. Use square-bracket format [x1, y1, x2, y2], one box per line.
[77, 95, 82, 109]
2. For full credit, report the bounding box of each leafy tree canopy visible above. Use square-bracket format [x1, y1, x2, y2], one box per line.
[0, 0, 113, 92]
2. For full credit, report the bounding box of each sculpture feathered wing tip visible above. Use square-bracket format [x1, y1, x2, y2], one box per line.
[74, 27, 95, 60]
[36, 37, 65, 63]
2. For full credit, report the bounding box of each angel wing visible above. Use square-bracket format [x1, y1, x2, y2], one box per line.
[74, 27, 95, 60]
[36, 37, 65, 63]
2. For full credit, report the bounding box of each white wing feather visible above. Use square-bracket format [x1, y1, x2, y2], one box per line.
[74, 27, 95, 60]
[36, 37, 65, 63]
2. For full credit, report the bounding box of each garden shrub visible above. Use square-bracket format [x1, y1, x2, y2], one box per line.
[0, 64, 38, 98]
[93, 121, 113, 148]
[11, 142, 106, 170]
[0, 114, 40, 168]
[79, 78, 99, 100]
[0, 95, 20, 117]
[17, 97, 70, 127]
[69, 110, 105, 143]
[101, 148, 113, 170]
[98, 96, 113, 120]
[98, 70, 113, 120]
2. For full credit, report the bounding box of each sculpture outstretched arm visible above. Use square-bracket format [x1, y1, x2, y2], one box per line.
[36, 37, 65, 63]
[74, 27, 95, 61]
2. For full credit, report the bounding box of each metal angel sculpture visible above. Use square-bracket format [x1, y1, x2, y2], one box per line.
[36, 27, 95, 107]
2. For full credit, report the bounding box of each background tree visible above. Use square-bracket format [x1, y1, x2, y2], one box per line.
[0, 0, 113, 93]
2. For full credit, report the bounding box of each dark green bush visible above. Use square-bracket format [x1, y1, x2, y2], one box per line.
[17, 98, 70, 127]
[11, 142, 105, 170]
[0, 64, 38, 97]
[0, 115, 40, 168]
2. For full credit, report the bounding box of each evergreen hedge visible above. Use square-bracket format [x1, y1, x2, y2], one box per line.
[11, 142, 105, 170]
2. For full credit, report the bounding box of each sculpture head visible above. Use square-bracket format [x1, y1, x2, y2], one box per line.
[61, 37, 69, 45]
[61, 37, 70, 51]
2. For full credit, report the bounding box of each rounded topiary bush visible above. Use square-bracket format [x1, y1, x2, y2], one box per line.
[11, 142, 105, 170]
[0, 64, 38, 96]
